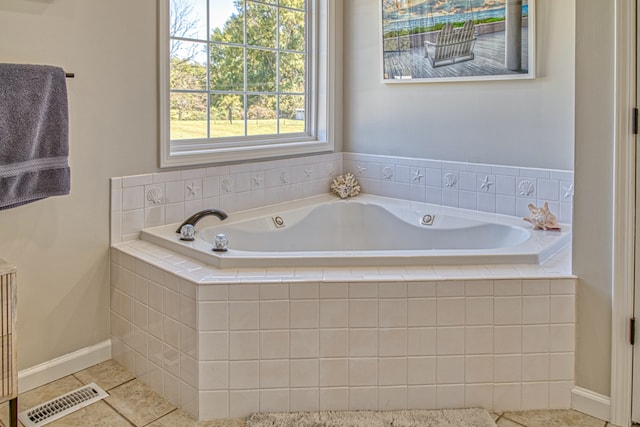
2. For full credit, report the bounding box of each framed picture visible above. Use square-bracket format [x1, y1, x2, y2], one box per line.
[381, 0, 535, 83]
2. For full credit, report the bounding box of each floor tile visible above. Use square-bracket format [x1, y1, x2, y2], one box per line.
[73, 359, 135, 391]
[14, 376, 83, 411]
[502, 409, 607, 427]
[148, 409, 245, 426]
[48, 400, 131, 427]
[105, 379, 176, 427]
[497, 416, 526, 426]
[0, 376, 85, 427]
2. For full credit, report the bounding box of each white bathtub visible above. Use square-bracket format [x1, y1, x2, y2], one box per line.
[140, 194, 571, 268]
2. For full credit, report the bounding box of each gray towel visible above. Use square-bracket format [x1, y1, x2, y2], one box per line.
[0, 63, 70, 210]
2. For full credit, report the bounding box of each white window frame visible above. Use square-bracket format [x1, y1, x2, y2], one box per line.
[159, 0, 337, 168]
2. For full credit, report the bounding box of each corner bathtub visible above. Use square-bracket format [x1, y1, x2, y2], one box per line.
[140, 194, 571, 268]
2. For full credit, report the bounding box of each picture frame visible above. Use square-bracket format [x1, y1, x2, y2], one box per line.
[380, 0, 535, 83]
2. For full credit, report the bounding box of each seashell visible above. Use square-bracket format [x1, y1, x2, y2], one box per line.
[444, 173, 457, 188]
[330, 173, 361, 199]
[382, 166, 394, 180]
[523, 202, 561, 231]
[279, 171, 290, 185]
[518, 180, 535, 196]
[146, 187, 162, 205]
[221, 177, 234, 193]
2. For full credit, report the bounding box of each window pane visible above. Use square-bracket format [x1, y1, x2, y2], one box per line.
[210, 94, 245, 138]
[279, 8, 305, 52]
[279, 0, 304, 10]
[170, 42, 207, 91]
[247, 95, 277, 136]
[210, 44, 245, 92]
[279, 52, 305, 93]
[246, 2, 277, 48]
[171, 0, 207, 40]
[210, 0, 244, 44]
[279, 95, 306, 134]
[247, 48, 277, 93]
[170, 92, 208, 139]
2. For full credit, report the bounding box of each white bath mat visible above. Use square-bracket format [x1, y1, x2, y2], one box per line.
[245, 408, 496, 427]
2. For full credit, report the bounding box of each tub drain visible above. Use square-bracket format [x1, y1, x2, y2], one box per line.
[421, 214, 435, 226]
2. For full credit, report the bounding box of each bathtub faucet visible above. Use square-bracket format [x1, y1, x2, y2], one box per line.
[175, 209, 228, 233]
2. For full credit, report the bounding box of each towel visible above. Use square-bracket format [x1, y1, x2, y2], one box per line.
[0, 63, 70, 210]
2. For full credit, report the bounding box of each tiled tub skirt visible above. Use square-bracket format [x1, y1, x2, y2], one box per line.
[110, 241, 575, 421]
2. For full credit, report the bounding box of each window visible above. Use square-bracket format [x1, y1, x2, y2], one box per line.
[160, 0, 336, 167]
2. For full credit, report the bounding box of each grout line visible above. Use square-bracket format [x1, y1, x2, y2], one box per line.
[496, 413, 528, 426]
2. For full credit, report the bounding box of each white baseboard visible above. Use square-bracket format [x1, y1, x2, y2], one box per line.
[18, 340, 112, 393]
[571, 386, 611, 422]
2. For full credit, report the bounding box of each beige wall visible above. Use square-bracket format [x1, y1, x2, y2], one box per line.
[343, 0, 575, 171]
[0, 0, 159, 370]
[573, 1, 614, 396]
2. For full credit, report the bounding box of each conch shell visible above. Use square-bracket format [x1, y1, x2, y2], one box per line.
[523, 202, 561, 231]
[331, 173, 361, 199]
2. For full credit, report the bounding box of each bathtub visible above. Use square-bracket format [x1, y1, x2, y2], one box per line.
[140, 194, 571, 268]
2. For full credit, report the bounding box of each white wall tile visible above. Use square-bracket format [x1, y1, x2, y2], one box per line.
[550, 324, 575, 352]
[494, 326, 522, 354]
[229, 331, 259, 360]
[522, 325, 550, 354]
[260, 300, 289, 330]
[319, 388, 349, 411]
[319, 359, 348, 387]
[229, 390, 259, 418]
[436, 384, 465, 409]
[290, 329, 319, 358]
[436, 356, 464, 384]
[407, 357, 436, 385]
[465, 384, 493, 409]
[437, 298, 465, 326]
[229, 301, 259, 330]
[290, 359, 319, 387]
[260, 389, 289, 413]
[379, 329, 407, 357]
[465, 355, 493, 384]
[320, 300, 349, 328]
[436, 327, 465, 355]
[379, 357, 407, 385]
[260, 360, 289, 388]
[259, 331, 289, 360]
[349, 387, 378, 411]
[407, 328, 436, 356]
[378, 386, 407, 410]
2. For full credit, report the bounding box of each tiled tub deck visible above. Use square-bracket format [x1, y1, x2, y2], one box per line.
[110, 240, 575, 420]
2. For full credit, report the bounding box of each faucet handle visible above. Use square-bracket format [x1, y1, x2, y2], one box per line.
[179, 224, 195, 241]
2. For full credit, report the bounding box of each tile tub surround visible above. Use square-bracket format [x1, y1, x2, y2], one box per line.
[342, 153, 574, 224]
[110, 241, 575, 420]
[111, 153, 343, 243]
[111, 153, 573, 244]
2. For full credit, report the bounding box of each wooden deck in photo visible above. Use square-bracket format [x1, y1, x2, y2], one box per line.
[383, 28, 529, 80]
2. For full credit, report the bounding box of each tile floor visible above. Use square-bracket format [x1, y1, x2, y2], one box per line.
[0, 360, 620, 427]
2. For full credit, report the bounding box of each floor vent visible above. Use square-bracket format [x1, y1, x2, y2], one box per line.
[18, 382, 108, 427]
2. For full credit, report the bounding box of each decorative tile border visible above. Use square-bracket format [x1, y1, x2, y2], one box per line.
[343, 153, 573, 224]
[111, 153, 573, 244]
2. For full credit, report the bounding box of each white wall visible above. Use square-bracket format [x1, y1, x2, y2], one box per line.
[0, 0, 158, 370]
[573, 1, 614, 397]
[343, 0, 575, 171]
